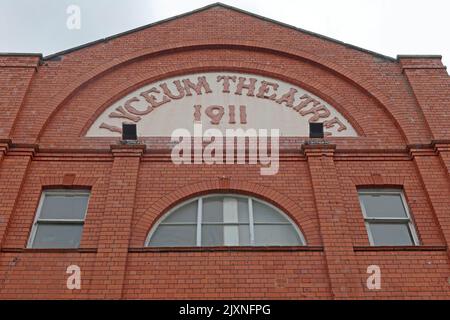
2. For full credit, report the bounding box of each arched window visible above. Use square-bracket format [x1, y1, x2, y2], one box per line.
[146, 194, 305, 247]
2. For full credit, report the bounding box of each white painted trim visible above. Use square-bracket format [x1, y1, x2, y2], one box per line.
[196, 198, 202, 246]
[248, 198, 255, 245]
[27, 189, 90, 248]
[223, 197, 238, 223]
[223, 197, 239, 246]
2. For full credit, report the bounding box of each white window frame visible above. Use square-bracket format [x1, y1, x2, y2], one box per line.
[145, 194, 306, 247]
[27, 189, 90, 248]
[358, 188, 420, 246]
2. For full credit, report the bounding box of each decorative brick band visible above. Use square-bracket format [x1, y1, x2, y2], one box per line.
[110, 143, 146, 157]
[39, 175, 98, 188]
[433, 140, 450, 153]
[302, 143, 336, 158]
[409, 147, 437, 158]
[5, 144, 38, 158]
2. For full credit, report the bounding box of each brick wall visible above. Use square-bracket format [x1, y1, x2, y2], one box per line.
[0, 4, 449, 299]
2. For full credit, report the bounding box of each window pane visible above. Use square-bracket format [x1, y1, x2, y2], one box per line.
[32, 223, 83, 248]
[254, 225, 302, 246]
[149, 225, 196, 247]
[163, 200, 197, 223]
[223, 197, 238, 223]
[368, 223, 414, 246]
[239, 224, 250, 246]
[359, 193, 408, 218]
[224, 225, 239, 245]
[202, 224, 251, 246]
[202, 197, 223, 223]
[40, 194, 89, 220]
[238, 198, 249, 223]
[253, 201, 289, 223]
[202, 224, 223, 246]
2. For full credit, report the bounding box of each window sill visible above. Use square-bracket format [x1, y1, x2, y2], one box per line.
[353, 245, 447, 252]
[129, 246, 324, 253]
[1, 247, 97, 253]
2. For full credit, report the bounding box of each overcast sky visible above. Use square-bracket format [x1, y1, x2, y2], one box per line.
[1, 0, 449, 67]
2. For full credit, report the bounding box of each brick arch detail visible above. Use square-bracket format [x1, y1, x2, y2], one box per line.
[39, 175, 98, 188]
[130, 179, 320, 247]
[35, 40, 408, 141]
[351, 175, 406, 187]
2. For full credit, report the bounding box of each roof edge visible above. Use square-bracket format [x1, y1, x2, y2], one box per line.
[0, 52, 42, 58]
[42, 2, 397, 62]
[43, 2, 225, 60]
[397, 54, 442, 60]
[215, 3, 397, 62]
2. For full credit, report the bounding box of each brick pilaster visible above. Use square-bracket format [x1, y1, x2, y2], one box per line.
[0, 145, 36, 247]
[90, 144, 145, 299]
[399, 55, 450, 140]
[303, 144, 362, 299]
[410, 147, 450, 254]
[0, 55, 40, 138]
[433, 141, 450, 178]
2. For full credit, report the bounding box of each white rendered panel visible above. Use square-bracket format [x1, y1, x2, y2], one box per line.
[87, 72, 357, 137]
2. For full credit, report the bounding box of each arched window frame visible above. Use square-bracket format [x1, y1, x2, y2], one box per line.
[145, 193, 306, 247]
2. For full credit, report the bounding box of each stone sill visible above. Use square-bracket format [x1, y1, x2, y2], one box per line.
[2, 246, 445, 253]
[353, 245, 447, 252]
[129, 246, 324, 253]
[1, 248, 97, 253]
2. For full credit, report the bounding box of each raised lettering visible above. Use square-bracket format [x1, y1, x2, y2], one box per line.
[256, 81, 279, 100]
[123, 97, 152, 116]
[109, 106, 141, 122]
[276, 88, 298, 107]
[324, 117, 347, 132]
[205, 105, 224, 124]
[160, 80, 185, 99]
[240, 105, 247, 124]
[139, 87, 170, 108]
[229, 105, 236, 124]
[293, 94, 320, 112]
[217, 75, 237, 93]
[193, 105, 202, 122]
[99, 122, 122, 133]
[235, 77, 257, 96]
[182, 76, 212, 96]
[300, 104, 331, 122]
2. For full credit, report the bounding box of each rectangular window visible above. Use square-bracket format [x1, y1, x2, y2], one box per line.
[28, 189, 90, 248]
[358, 188, 419, 246]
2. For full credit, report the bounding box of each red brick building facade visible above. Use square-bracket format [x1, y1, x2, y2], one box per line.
[1, 3, 450, 299]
